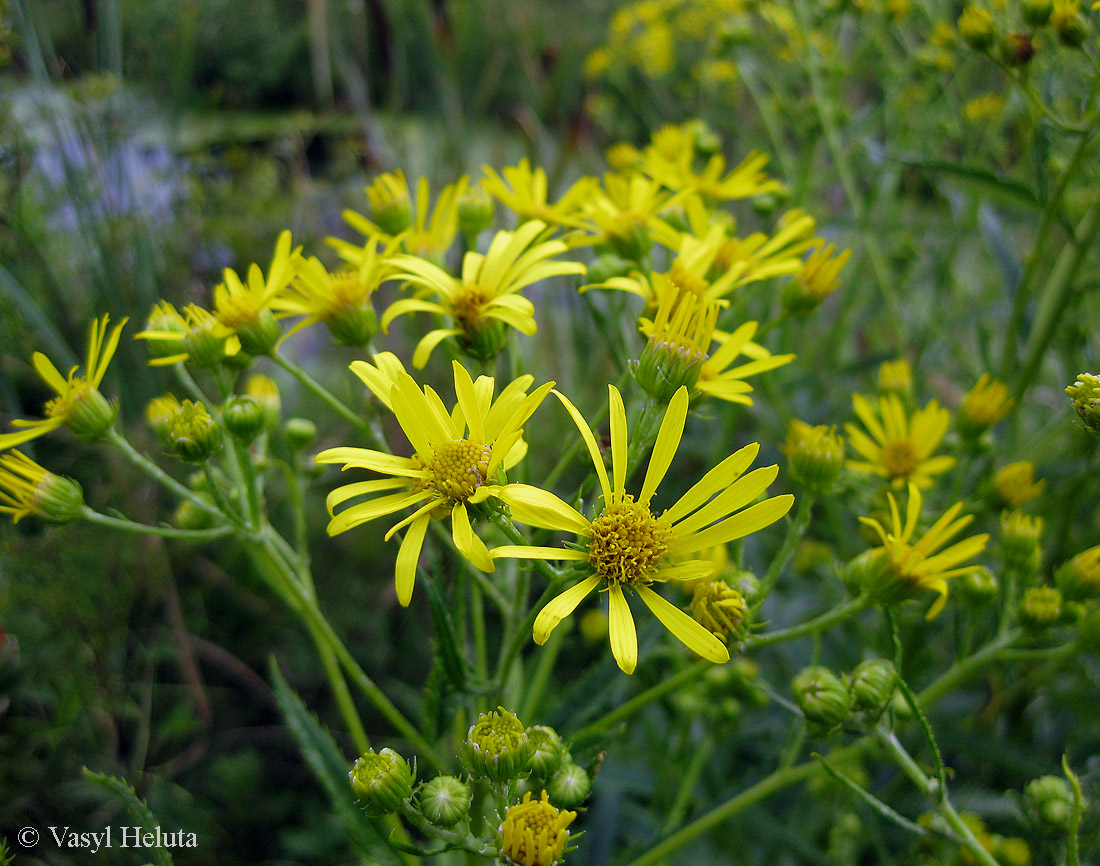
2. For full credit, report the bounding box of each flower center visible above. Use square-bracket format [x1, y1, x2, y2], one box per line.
[428, 438, 492, 501]
[327, 271, 366, 311]
[587, 493, 673, 587]
[451, 285, 493, 332]
[45, 379, 87, 419]
[880, 440, 919, 478]
[666, 261, 709, 301]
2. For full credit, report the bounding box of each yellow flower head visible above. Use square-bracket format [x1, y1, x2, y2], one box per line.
[316, 357, 554, 605]
[212, 230, 302, 354]
[480, 159, 596, 229]
[958, 374, 1013, 435]
[695, 321, 795, 406]
[576, 172, 686, 259]
[640, 125, 784, 201]
[498, 790, 576, 866]
[994, 460, 1045, 507]
[0, 450, 84, 524]
[381, 220, 586, 368]
[782, 241, 851, 313]
[333, 174, 468, 264]
[135, 303, 239, 368]
[490, 385, 793, 674]
[846, 393, 955, 488]
[876, 358, 913, 398]
[0, 314, 127, 450]
[635, 278, 719, 400]
[859, 483, 989, 618]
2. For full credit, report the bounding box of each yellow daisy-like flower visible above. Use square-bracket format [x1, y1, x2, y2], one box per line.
[958, 374, 1013, 435]
[380, 220, 586, 368]
[845, 394, 955, 488]
[574, 172, 687, 257]
[0, 450, 84, 524]
[994, 461, 1045, 507]
[479, 159, 596, 230]
[135, 303, 239, 368]
[315, 358, 554, 605]
[212, 230, 302, 354]
[332, 173, 468, 264]
[272, 238, 395, 347]
[859, 483, 989, 618]
[490, 385, 794, 674]
[498, 790, 576, 866]
[0, 314, 127, 449]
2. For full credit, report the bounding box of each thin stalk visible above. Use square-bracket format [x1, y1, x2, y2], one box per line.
[915, 629, 1021, 708]
[747, 594, 870, 648]
[491, 581, 560, 706]
[78, 507, 233, 541]
[661, 734, 713, 834]
[106, 428, 222, 518]
[520, 623, 566, 721]
[271, 353, 380, 444]
[203, 464, 245, 528]
[760, 494, 815, 596]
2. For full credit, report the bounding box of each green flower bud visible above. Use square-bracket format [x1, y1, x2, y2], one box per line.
[246, 374, 281, 429]
[461, 707, 533, 782]
[585, 253, 634, 285]
[792, 666, 850, 734]
[1022, 0, 1052, 26]
[1066, 373, 1100, 434]
[847, 659, 895, 716]
[1053, 6, 1088, 46]
[956, 566, 1000, 606]
[607, 223, 654, 263]
[999, 510, 1043, 578]
[526, 726, 565, 779]
[366, 172, 412, 237]
[168, 400, 222, 463]
[0, 451, 88, 525]
[784, 420, 845, 495]
[172, 498, 214, 530]
[959, 6, 996, 50]
[326, 299, 378, 348]
[140, 301, 188, 362]
[222, 395, 266, 442]
[146, 394, 182, 447]
[1055, 545, 1100, 601]
[547, 763, 592, 809]
[183, 309, 233, 369]
[457, 317, 511, 364]
[284, 417, 318, 451]
[64, 386, 117, 441]
[350, 748, 415, 815]
[1024, 775, 1076, 833]
[1019, 585, 1062, 630]
[458, 183, 495, 242]
[417, 775, 470, 827]
[233, 308, 281, 357]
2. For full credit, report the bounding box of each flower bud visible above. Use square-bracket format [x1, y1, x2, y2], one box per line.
[458, 183, 495, 243]
[457, 317, 511, 364]
[462, 707, 534, 782]
[140, 301, 188, 362]
[994, 461, 1044, 508]
[781, 243, 850, 316]
[349, 748, 415, 815]
[1055, 545, 1100, 601]
[1022, 0, 1053, 26]
[784, 420, 845, 494]
[585, 253, 634, 285]
[999, 510, 1043, 577]
[791, 666, 850, 733]
[959, 6, 996, 50]
[146, 394, 182, 446]
[325, 283, 379, 348]
[285, 417, 318, 451]
[956, 566, 1000, 606]
[1019, 585, 1062, 630]
[222, 395, 266, 442]
[547, 763, 592, 809]
[0, 451, 84, 525]
[957, 375, 1013, 437]
[63, 385, 117, 441]
[846, 659, 895, 716]
[246, 375, 281, 429]
[366, 171, 412, 237]
[526, 726, 566, 779]
[1053, 5, 1088, 46]
[232, 308, 281, 357]
[172, 497, 215, 530]
[167, 400, 222, 463]
[498, 790, 576, 866]
[876, 358, 912, 400]
[417, 775, 470, 827]
[1023, 775, 1076, 833]
[690, 580, 749, 646]
[1066, 373, 1100, 434]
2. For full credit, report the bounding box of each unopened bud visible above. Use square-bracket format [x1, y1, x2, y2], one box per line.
[792, 666, 850, 733]
[350, 748, 415, 815]
[417, 775, 470, 827]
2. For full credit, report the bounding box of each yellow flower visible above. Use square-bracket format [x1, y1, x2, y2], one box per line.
[135, 303, 240, 368]
[695, 321, 795, 406]
[315, 358, 553, 605]
[845, 394, 955, 488]
[0, 314, 127, 449]
[479, 159, 596, 229]
[575, 172, 687, 258]
[859, 483, 989, 618]
[0, 450, 84, 524]
[333, 173, 468, 264]
[380, 220, 586, 368]
[782, 241, 851, 313]
[212, 230, 302, 354]
[876, 358, 912, 397]
[490, 385, 793, 674]
[958, 374, 1013, 435]
[994, 461, 1045, 507]
[498, 790, 576, 866]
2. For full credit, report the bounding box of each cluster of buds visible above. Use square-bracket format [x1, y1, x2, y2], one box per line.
[792, 659, 896, 735]
[1023, 774, 1080, 834]
[1067, 373, 1100, 435]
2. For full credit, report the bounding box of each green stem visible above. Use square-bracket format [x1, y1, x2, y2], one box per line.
[106, 428, 221, 518]
[520, 622, 566, 721]
[271, 353, 380, 444]
[661, 734, 713, 834]
[760, 494, 815, 596]
[747, 594, 870, 648]
[79, 506, 233, 541]
[915, 630, 1021, 708]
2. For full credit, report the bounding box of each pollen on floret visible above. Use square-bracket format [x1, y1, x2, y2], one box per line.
[429, 439, 492, 501]
[587, 492, 673, 587]
[498, 790, 577, 866]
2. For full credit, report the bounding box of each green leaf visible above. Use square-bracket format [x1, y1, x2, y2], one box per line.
[268, 659, 402, 864]
[889, 156, 1042, 212]
[81, 769, 174, 866]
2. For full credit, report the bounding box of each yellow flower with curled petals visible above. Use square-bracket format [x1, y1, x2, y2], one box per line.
[380, 220, 586, 368]
[316, 358, 553, 605]
[0, 314, 127, 449]
[845, 394, 955, 488]
[490, 385, 793, 674]
[859, 483, 988, 618]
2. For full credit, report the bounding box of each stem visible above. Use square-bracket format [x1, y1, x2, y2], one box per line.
[915, 630, 1021, 708]
[747, 594, 870, 649]
[760, 494, 815, 596]
[661, 733, 712, 834]
[106, 428, 222, 518]
[79, 507, 234, 541]
[271, 352, 381, 445]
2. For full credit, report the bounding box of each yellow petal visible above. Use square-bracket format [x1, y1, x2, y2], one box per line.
[497, 484, 590, 533]
[32, 352, 69, 394]
[637, 585, 729, 663]
[663, 442, 760, 525]
[552, 389, 610, 500]
[533, 575, 600, 644]
[315, 447, 424, 477]
[609, 384, 627, 493]
[608, 585, 638, 675]
[673, 494, 794, 554]
[671, 465, 779, 537]
[327, 490, 426, 534]
[450, 502, 495, 572]
[640, 386, 689, 503]
[395, 514, 430, 605]
[452, 362, 485, 442]
[326, 477, 412, 512]
[490, 544, 589, 561]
